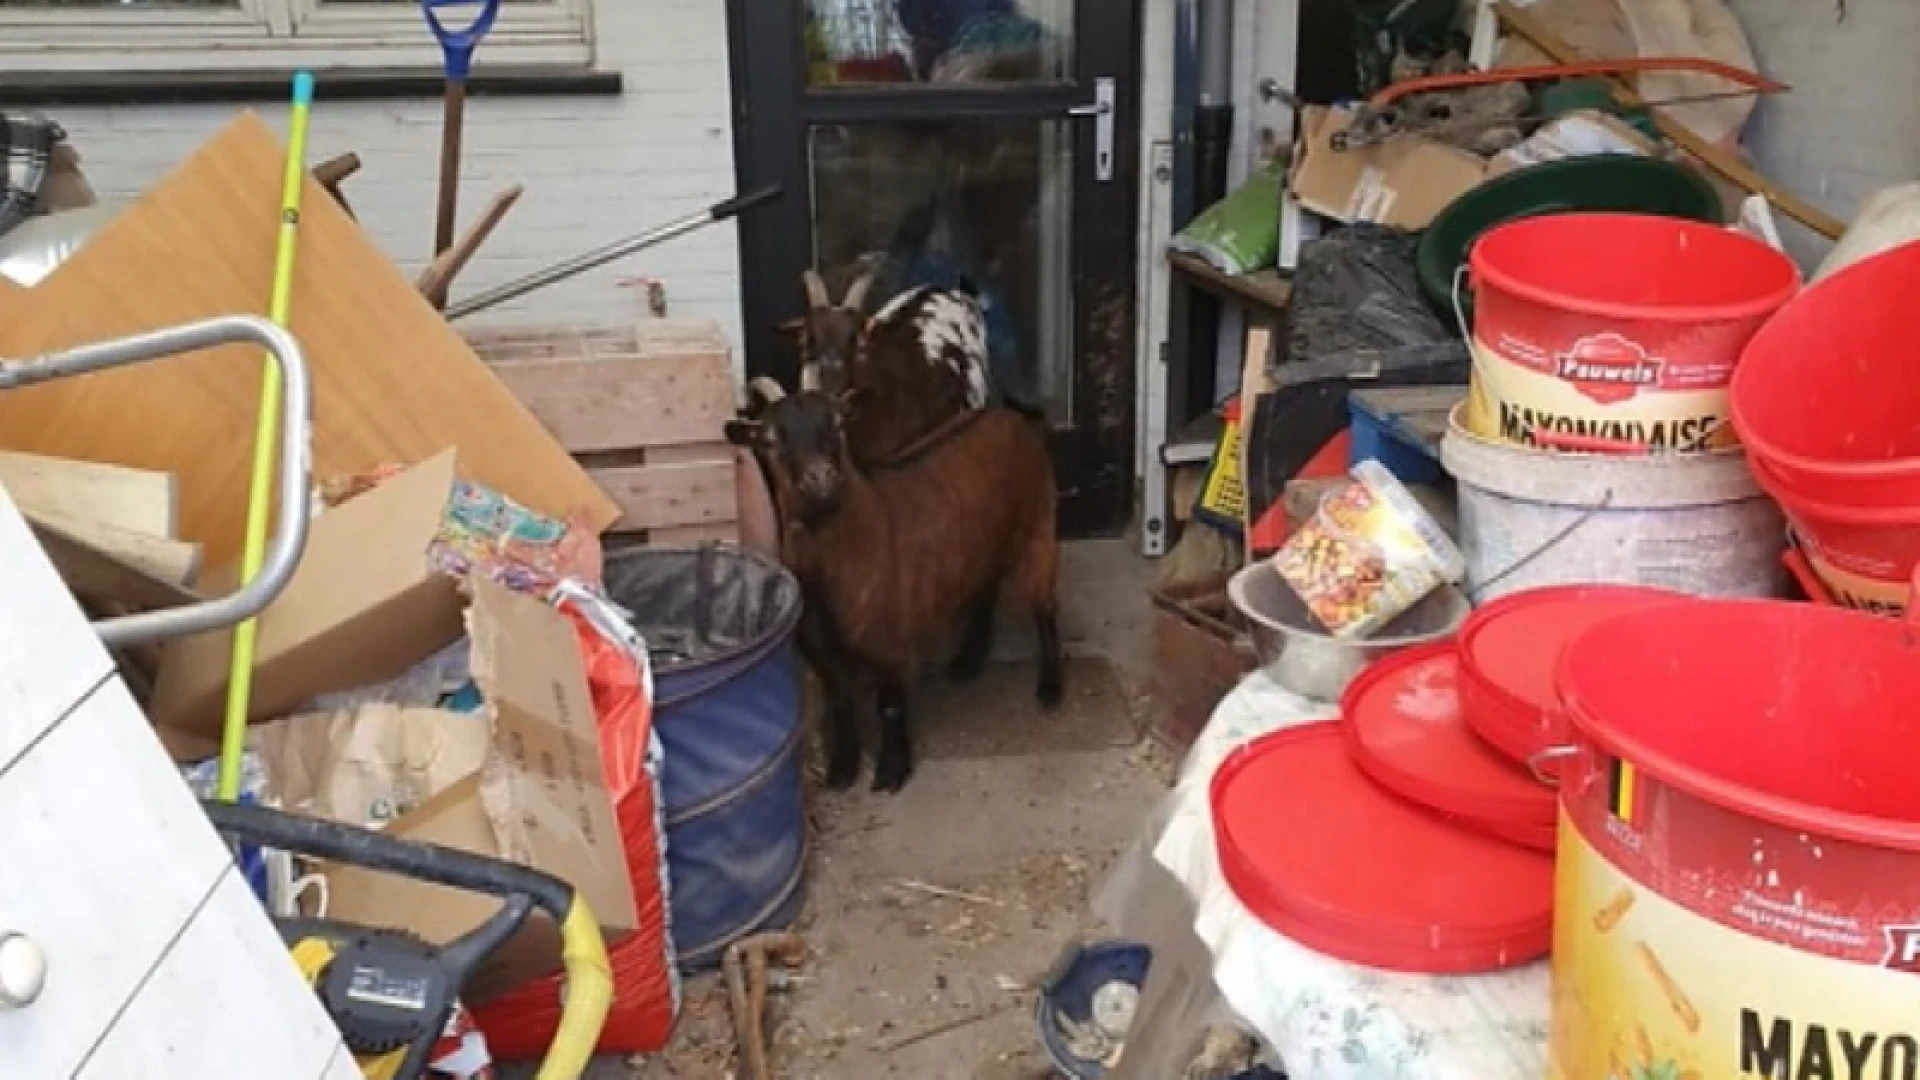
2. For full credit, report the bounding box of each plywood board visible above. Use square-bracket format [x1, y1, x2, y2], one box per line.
[0, 114, 616, 565]
[0, 450, 178, 537]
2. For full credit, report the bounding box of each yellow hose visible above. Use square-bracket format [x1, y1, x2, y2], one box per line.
[217, 71, 316, 801]
[536, 897, 614, 1080]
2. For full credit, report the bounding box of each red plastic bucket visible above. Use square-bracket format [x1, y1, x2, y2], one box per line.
[1464, 213, 1799, 453]
[1733, 238, 1920, 504]
[1749, 453, 1920, 615]
[1547, 598, 1920, 1080]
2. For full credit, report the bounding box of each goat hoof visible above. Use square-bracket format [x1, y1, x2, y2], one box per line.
[1037, 672, 1065, 711]
[871, 753, 914, 794]
[946, 651, 987, 683]
[824, 752, 861, 791]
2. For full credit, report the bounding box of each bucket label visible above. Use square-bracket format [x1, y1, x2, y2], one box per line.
[1801, 548, 1909, 617]
[1468, 333, 1735, 452]
[1552, 759, 1920, 1080]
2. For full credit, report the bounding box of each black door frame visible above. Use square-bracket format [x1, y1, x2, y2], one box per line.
[724, 0, 1144, 537]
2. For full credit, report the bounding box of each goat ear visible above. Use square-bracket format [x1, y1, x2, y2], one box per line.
[724, 419, 765, 448]
[834, 387, 866, 412]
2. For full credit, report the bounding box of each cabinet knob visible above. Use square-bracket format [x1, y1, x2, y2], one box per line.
[0, 933, 47, 1009]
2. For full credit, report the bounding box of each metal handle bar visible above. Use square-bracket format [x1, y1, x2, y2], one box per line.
[0, 315, 313, 649]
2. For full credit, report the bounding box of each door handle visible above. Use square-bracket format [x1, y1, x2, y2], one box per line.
[1066, 76, 1117, 183]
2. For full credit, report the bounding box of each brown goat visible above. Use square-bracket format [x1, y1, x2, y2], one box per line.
[727, 383, 1062, 793]
[785, 266, 992, 465]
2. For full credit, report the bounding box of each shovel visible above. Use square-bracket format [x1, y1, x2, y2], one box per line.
[423, 0, 502, 257]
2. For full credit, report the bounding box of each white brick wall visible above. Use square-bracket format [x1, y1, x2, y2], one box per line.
[1726, 0, 1919, 266]
[52, 0, 744, 352]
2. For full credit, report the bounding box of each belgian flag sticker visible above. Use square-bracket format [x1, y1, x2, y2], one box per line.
[1608, 756, 1647, 826]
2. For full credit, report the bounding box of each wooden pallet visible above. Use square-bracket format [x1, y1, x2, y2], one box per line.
[466, 320, 741, 547]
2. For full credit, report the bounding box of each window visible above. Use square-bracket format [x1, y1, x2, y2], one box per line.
[0, 0, 595, 75]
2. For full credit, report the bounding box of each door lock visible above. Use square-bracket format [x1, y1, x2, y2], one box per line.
[1067, 77, 1117, 183]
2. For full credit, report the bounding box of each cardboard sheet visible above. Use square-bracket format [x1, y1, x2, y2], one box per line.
[150, 450, 468, 752]
[255, 576, 638, 999]
[0, 113, 617, 565]
[1291, 107, 1488, 231]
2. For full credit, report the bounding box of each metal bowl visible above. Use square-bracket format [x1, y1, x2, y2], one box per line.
[1227, 563, 1471, 702]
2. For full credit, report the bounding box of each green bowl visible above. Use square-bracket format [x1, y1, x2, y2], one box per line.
[1419, 155, 1724, 320]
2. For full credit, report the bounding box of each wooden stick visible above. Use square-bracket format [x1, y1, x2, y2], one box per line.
[1493, 1, 1846, 240]
[417, 183, 525, 309]
[874, 1002, 1016, 1054]
[892, 879, 1002, 907]
[312, 152, 361, 219]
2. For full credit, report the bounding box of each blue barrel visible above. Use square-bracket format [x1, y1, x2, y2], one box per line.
[603, 545, 806, 973]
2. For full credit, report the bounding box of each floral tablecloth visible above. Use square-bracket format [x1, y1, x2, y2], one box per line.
[1151, 670, 1551, 1080]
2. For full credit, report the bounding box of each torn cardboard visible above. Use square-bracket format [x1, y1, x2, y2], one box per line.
[256, 575, 638, 1000]
[1290, 106, 1488, 230]
[151, 449, 466, 756]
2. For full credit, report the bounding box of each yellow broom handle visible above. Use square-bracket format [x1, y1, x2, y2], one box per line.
[217, 71, 316, 801]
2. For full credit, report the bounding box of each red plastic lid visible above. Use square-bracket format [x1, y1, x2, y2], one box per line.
[1458, 585, 1686, 768]
[1342, 643, 1556, 827]
[1211, 723, 1554, 974]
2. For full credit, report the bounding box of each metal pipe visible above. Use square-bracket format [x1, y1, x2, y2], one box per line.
[0, 314, 314, 649]
[444, 185, 782, 321]
[1195, 0, 1234, 106]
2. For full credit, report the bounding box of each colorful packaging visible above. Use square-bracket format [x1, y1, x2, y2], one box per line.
[1269, 459, 1464, 638]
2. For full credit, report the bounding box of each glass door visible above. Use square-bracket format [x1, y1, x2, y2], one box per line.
[729, 0, 1141, 536]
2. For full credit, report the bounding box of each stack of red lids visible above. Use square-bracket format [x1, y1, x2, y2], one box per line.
[1210, 583, 1684, 976]
[1456, 585, 1685, 779]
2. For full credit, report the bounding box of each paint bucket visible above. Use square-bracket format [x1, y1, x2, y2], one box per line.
[1463, 213, 1798, 453]
[1748, 454, 1920, 616]
[1732, 238, 1920, 505]
[1440, 406, 1786, 601]
[1268, 458, 1465, 639]
[1547, 598, 1920, 1080]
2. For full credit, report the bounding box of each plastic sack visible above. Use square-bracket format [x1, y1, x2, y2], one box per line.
[1815, 182, 1920, 282]
[1280, 223, 1468, 387]
[473, 583, 680, 1057]
[1170, 161, 1287, 275]
[0, 203, 117, 287]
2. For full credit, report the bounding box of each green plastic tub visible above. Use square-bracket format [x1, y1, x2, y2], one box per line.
[1419, 155, 1723, 318]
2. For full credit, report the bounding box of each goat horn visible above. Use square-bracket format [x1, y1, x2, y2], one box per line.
[746, 376, 787, 405]
[842, 268, 877, 311]
[799, 364, 823, 392]
[801, 269, 829, 309]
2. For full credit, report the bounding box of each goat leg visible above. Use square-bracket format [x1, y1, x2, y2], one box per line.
[945, 586, 999, 683]
[1034, 608, 1065, 711]
[871, 679, 915, 794]
[799, 611, 863, 790]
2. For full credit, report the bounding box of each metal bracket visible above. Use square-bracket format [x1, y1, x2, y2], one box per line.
[0, 315, 314, 648]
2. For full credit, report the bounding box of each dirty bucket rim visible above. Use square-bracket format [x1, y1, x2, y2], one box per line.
[1556, 599, 1920, 853]
[1468, 211, 1800, 325]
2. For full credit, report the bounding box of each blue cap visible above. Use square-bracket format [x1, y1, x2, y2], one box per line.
[291, 71, 316, 107]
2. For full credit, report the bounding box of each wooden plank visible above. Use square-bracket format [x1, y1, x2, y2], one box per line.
[29, 516, 204, 612]
[28, 509, 201, 586]
[0, 113, 617, 565]
[472, 320, 736, 453]
[1167, 251, 1294, 316]
[1493, 1, 1847, 240]
[0, 486, 115, 769]
[75, 870, 347, 1080]
[589, 458, 738, 533]
[0, 678, 234, 1077]
[0, 449, 178, 537]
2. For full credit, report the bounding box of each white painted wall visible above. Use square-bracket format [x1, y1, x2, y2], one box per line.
[1723, 0, 1910, 267]
[51, 0, 744, 349]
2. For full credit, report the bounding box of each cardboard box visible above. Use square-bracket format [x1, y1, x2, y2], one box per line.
[254, 576, 638, 999]
[150, 450, 466, 757]
[1289, 106, 1488, 230]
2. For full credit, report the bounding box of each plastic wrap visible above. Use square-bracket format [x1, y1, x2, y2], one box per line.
[1279, 224, 1468, 386]
[1108, 670, 1550, 1079]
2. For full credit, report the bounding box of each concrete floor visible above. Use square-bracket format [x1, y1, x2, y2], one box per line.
[515, 534, 1172, 1079]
